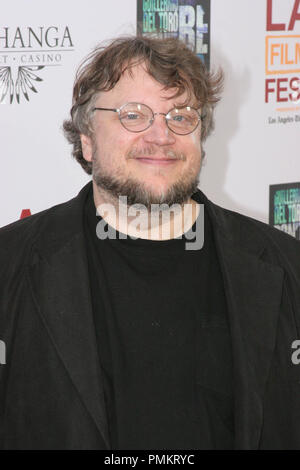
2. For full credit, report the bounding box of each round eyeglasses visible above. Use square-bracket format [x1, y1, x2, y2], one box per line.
[92, 102, 204, 135]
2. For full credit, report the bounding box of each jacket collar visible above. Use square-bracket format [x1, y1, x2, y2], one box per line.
[28, 181, 284, 449]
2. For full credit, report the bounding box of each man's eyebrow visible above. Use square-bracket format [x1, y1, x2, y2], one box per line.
[172, 102, 199, 109]
[171, 102, 192, 109]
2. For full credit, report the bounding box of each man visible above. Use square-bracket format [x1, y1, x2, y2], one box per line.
[0, 35, 300, 450]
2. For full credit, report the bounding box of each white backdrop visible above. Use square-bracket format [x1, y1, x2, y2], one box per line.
[1, 0, 299, 227]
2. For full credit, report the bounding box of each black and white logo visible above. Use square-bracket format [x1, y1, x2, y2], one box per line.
[0, 26, 74, 103]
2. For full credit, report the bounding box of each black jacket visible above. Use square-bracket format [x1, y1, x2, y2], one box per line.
[0, 181, 300, 450]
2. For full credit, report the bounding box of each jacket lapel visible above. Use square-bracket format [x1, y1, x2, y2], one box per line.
[196, 191, 284, 449]
[27, 183, 110, 449]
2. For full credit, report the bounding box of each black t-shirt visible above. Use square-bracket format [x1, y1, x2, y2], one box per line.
[83, 186, 234, 450]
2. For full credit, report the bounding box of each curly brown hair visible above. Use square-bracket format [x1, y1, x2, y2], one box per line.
[63, 35, 224, 175]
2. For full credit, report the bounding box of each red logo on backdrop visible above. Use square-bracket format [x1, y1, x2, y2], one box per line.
[20, 209, 32, 219]
[265, 0, 300, 106]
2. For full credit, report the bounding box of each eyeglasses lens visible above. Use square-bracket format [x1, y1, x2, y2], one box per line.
[119, 103, 152, 132]
[166, 108, 199, 135]
[119, 103, 199, 135]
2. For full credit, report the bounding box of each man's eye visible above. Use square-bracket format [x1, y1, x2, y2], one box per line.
[173, 114, 184, 122]
[127, 113, 139, 120]
[172, 115, 186, 122]
[171, 114, 195, 124]
[122, 112, 145, 120]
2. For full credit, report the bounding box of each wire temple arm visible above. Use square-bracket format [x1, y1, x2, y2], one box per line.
[93, 107, 119, 113]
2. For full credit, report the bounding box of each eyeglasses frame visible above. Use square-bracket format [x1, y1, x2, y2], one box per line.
[92, 102, 205, 135]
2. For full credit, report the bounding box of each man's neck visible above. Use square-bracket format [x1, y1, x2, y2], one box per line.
[92, 180, 200, 241]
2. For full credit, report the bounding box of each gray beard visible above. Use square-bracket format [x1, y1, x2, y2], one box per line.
[91, 141, 202, 209]
[93, 164, 200, 209]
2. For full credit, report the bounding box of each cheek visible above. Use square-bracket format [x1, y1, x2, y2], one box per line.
[94, 130, 135, 167]
[182, 136, 201, 164]
[190, 131, 201, 149]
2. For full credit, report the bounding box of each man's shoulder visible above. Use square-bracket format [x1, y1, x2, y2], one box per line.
[193, 186, 299, 276]
[206, 197, 300, 280]
[217, 202, 299, 249]
[0, 182, 92, 263]
[0, 196, 74, 244]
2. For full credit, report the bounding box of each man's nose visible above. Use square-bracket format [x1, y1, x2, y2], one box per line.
[143, 113, 176, 145]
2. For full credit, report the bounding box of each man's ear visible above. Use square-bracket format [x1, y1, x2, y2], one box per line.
[80, 134, 93, 162]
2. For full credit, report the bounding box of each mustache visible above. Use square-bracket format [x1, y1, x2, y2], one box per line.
[126, 146, 186, 161]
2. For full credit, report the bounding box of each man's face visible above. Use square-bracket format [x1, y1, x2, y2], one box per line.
[81, 63, 202, 208]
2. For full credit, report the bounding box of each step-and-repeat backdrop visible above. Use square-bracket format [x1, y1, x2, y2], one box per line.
[1, 0, 299, 238]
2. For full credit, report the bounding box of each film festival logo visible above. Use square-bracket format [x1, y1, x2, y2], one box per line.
[265, 0, 300, 121]
[94, 197, 205, 251]
[0, 26, 74, 104]
[137, 0, 210, 69]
